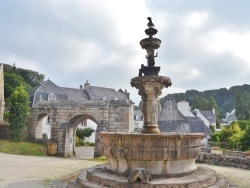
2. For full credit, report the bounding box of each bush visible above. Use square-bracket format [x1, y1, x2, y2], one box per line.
[8, 86, 30, 142]
[76, 127, 95, 139]
[75, 136, 85, 146]
[88, 142, 95, 147]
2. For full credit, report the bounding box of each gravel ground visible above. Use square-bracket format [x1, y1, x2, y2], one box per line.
[0, 147, 100, 188]
[197, 163, 250, 188]
[1, 147, 250, 188]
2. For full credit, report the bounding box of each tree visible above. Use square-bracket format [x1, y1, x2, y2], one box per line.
[208, 96, 218, 112]
[192, 96, 201, 110]
[3, 63, 44, 89]
[235, 92, 250, 120]
[192, 96, 219, 111]
[17, 68, 44, 88]
[76, 127, 95, 139]
[8, 86, 30, 142]
[241, 125, 250, 151]
[4, 72, 31, 107]
[209, 122, 244, 150]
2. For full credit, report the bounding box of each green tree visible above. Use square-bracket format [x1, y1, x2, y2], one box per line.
[209, 96, 219, 112]
[241, 125, 250, 151]
[4, 72, 31, 107]
[209, 122, 244, 150]
[235, 92, 250, 120]
[192, 96, 201, 110]
[17, 68, 44, 88]
[8, 86, 30, 142]
[76, 127, 95, 139]
[3, 63, 44, 89]
[192, 96, 218, 111]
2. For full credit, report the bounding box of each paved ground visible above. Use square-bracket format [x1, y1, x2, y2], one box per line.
[1, 147, 250, 188]
[0, 147, 98, 188]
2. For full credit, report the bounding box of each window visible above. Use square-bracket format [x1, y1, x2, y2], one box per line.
[48, 93, 56, 101]
[135, 115, 140, 121]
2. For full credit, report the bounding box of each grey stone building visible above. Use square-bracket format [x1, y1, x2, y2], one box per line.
[30, 79, 128, 107]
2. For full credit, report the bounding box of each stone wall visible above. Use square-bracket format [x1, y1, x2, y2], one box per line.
[197, 153, 250, 170]
[0, 124, 28, 140]
[223, 150, 246, 158]
[0, 124, 10, 139]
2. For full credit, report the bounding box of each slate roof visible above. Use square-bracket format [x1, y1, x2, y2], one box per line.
[158, 119, 211, 137]
[226, 113, 237, 122]
[61, 87, 89, 100]
[84, 86, 125, 100]
[34, 80, 68, 94]
[200, 111, 216, 124]
[30, 79, 128, 107]
[134, 110, 142, 116]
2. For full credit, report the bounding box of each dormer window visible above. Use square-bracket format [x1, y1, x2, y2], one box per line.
[135, 114, 140, 120]
[48, 93, 56, 101]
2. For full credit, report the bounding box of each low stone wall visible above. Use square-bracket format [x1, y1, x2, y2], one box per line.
[197, 153, 250, 170]
[0, 124, 28, 140]
[201, 147, 211, 153]
[223, 150, 246, 158]
[0, 124, 10, 139]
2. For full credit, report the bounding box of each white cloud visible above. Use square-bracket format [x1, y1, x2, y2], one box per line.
[184, 12, 209, 29]
[204, 29, 250, 64]
[1, 0, 250, 105]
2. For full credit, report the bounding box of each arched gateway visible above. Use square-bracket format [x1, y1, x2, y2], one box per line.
[28, 100, 132, 157]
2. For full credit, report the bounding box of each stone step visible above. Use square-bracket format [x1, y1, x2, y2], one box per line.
[66, 180, 77, 188]
[75, 164, 231, 188]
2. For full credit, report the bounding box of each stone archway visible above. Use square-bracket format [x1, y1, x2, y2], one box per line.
[68, 114, 99, 157]
[28, 100, 132, 157]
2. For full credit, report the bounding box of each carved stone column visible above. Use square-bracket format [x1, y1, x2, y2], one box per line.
[131, 76, 171, 133]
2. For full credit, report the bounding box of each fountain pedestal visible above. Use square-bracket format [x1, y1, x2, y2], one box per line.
[131, 76, 171, 133]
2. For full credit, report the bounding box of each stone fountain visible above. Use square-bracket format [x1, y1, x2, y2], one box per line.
[69, 17, 232, 188]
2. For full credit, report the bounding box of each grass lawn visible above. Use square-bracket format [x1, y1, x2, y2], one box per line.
[89, 155, 107, 163]
[0, 139, 47, 156]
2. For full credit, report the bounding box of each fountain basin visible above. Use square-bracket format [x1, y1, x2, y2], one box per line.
[101, 132, 204, 177]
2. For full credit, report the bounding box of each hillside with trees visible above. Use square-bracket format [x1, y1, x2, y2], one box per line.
[162, 84, 250, 117]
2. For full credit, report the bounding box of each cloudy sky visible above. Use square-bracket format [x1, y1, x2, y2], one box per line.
[1, 0, 250, 105]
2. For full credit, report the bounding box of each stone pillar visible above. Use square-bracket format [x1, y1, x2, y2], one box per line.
[94, 124, 106, 158]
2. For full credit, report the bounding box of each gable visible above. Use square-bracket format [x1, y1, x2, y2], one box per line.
[200, 111, 216, 123]
[36, 80, 68, 94]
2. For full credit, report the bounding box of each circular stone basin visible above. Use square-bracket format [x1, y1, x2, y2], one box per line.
[101, 132, 204, 177]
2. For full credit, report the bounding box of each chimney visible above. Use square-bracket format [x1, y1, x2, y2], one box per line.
[84, 80, 90, 89]
[212, 108, 215, 114]
[127, 93, 130, 101]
